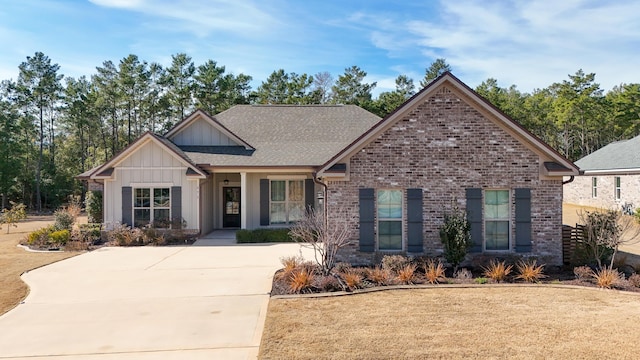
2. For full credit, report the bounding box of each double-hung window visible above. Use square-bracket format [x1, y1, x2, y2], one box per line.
[377, 189, 403, 251]
[615, 177, 621, 200]
[592, 177, 598, 198]
[270, 180, 304, 224]
[484, 190, 509, 251]
[133, 188, 170, 228]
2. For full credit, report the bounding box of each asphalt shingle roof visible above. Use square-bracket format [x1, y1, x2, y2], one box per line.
[178, 105, 381, 167]
[575, 135, 640, 171]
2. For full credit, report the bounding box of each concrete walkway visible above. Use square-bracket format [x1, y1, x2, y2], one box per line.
[0, 241, 313, 359]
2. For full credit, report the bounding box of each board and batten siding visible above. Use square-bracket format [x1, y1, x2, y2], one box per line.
[103, 140, 200, 230]
[171, 117, 238, 146]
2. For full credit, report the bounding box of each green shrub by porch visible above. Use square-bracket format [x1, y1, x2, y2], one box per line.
[236, 228, 294, 243]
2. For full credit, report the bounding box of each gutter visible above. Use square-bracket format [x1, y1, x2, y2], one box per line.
[562, 176, 575, 185]
[312, 172, 328, 228]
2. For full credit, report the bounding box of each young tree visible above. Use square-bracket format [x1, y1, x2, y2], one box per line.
[420, 58, 451, 88]
[289, 207, 353, 276]
[1, 202, 27, 233]
[439, 205, 471, 273]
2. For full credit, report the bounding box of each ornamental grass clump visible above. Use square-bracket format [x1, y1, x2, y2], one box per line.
[423, 259, 446, 284]
[515, 259, 547, 283]
[288, 268, 315, 294]
[482, 260, 513, 282]
[396, 263, 417, 285]
[366, 266, 393, 286]
[592, 268, 623, 289]
[341, 270, 363, 291]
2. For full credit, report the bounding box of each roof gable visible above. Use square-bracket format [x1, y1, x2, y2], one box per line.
[84, 132, 206, 179]
[318, 72, 579, 176]
[165, 109, 254, 149]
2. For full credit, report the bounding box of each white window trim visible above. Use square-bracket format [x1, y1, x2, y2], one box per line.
[376, 189, 404, 252]
[133, 187, 171, 228]
[269, 179, 305, 225]
[483, 189, 511, 252]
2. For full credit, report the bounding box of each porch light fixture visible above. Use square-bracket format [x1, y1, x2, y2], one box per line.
[317, 190, 324, 205]
[223, 176, 229, 185]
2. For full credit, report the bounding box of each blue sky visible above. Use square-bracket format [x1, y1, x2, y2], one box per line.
[1, 0, 638, 95]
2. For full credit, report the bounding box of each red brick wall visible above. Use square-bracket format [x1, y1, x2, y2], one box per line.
[327, 85, 563, 265]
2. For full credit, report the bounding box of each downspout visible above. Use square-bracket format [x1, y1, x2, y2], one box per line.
[562, 176, 575, 185]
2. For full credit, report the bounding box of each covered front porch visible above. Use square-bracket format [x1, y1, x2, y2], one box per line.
[198, 171, 321, 234]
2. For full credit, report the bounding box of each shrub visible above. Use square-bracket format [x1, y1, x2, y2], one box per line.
[49, 229, 70, 245]
[381, 254, 409, 274]
[73, 223, 102, 245]
[26, 226, 55, 246]
[85, 191, 103, 223]
[366, 267, 393, 286]
[396, 263, 417, 285]
[106, 223, 146, 246]
[439, 204, 471, 272]
[276, 256, 305, 281]
[592, 268, 623, 289]
[573, 265, 594, 280]
[288, 268, 315, 294]
[236, 228, 293, 243]
[315, 275, 342, 292]
[341, 270, 363, 291]
[424, 259, 446, 284]
[474, 277, 489, 284]
[515, 259, 547, 283]
[54, 208, 75, 231]
[482, 260, 513, 282]
[454, 268, 473, 281]
[628, 273, 640, 288]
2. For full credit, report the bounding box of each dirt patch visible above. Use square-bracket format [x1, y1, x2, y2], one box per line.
[259, 286, 640, 359]
[0, 216, 80, 315]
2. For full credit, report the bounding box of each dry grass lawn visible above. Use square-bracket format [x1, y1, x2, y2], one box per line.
[0, 215, 79, 315]
[259, 287, 640, 359]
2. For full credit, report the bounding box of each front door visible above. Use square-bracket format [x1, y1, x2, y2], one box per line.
[223, 187, 241, 228]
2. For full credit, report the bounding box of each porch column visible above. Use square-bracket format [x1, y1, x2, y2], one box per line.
[240, 172, 247, 229]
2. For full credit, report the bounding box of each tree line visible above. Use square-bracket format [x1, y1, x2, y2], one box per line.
[0, 53, 638, 210]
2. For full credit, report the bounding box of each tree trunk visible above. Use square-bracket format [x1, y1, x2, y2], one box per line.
[36, 101, 43, 213]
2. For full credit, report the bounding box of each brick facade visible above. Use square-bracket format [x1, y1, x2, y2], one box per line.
[327, 85, 564, 265]
[564, 174, 640, 212]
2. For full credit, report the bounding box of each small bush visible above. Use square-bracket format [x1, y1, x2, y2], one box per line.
[85, 191, 103, 223]
[628, 273, 640, 288]
[236, 228, 293, 243]
[381, 254, 409, 274]
[315, 275, 342, 292]
[573, 265, 594, 280]
[515, 259, 547, 283]
[424, 259, 446, 284]
[107, 223, 146, 246]
[396, 263, 417, 285]
[482, 260, 513, 282]
[341, 270, 363, 291]
[26, 226, 55, 246]
[592, 268, 623, 289]
[49, 229, 70, 245]
[454, 268, 473, 281]
[288, 268, 315, 294]
[54, 208, 75, 231]
[474, 277, 489, 284]
[366, 267, 393, 286]
[439, 204, 471, 271]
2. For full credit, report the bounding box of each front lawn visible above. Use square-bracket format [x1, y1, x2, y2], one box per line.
[0, 215, 79, 315]
[259, 287, 640, 359]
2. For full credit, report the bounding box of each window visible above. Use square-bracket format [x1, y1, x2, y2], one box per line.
[270, 180, 304, 224]
[377, 189, 403, 251]
[484, 190, 510, 251]
[615, 177, 621, 200]
[134, 188, 170, 227]
[592, 177, 597, 198]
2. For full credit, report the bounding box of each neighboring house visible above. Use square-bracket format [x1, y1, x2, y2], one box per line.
[79, 72, 579, 265]
[564, 135, 640, 213]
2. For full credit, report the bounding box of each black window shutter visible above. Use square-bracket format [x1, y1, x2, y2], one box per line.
[465, 188, 483, 253]
[171, 186, 182, 228]
[260, 179, 269, 226]
[359, 188, 375, 252]
[305, 178, 315, 211]
[122, 186, 132, 226]
[515, 188, 532, 253]
[407, 188, 423, 253]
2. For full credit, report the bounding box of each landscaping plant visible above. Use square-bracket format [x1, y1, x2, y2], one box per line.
[592, 267, 623, 289]
[439, 204, 471, 273]
[1, 201, 27, 234]
[289, 207, 353, 276]
[573, 265, 593, 280]
[366, 267, 393, 286]
[423, 258, 446, 284]
[482, 260, 513, 282]
[341, 269, 363, 291]
[396, 263, 417, 285]
[85, 190, 103, 223]
[381, 254, 409, 274]
[288, 268, 316, 294]
[515, 259, 547, 283]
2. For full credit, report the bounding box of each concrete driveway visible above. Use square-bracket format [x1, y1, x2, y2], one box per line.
[0, 241, 313, 359]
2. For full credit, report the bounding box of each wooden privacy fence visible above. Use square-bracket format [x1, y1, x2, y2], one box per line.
[562, 224, 584, 265]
